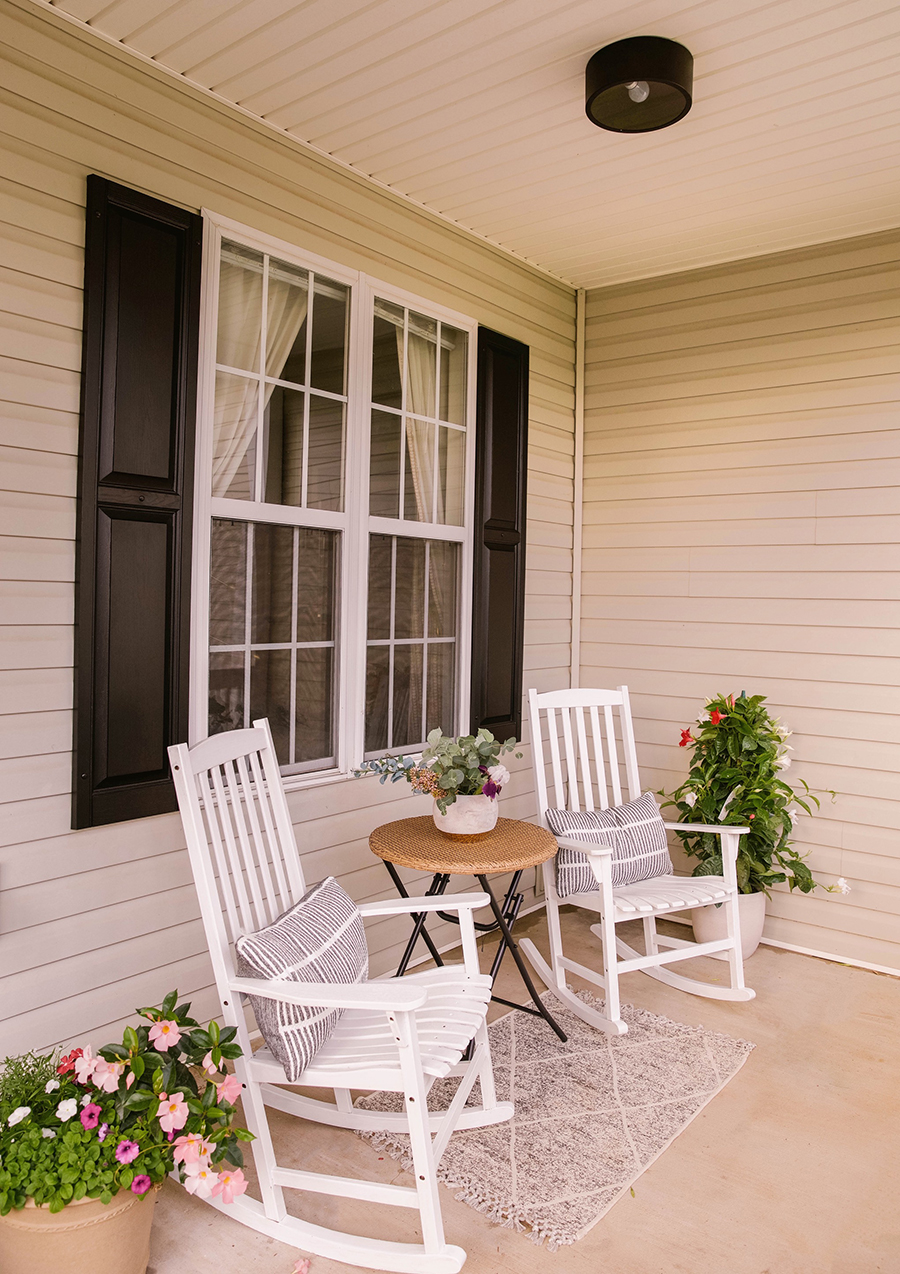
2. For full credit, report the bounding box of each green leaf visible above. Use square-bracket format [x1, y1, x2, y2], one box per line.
[161, 991, 178, 1018]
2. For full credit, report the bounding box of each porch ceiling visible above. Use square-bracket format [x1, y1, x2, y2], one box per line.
[44, 0, 900, 287]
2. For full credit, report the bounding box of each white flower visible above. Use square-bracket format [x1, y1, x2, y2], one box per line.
[80, 1092, 93, 1107]
[44, 1079, 60, 1094]
[7, 1106, 30, 1128]
[837, 877, 851, 895]
[56, 1099, 78, 1122]
[41, 1128, 56, 1139]
[486, 764, 510, 788]
[696, 711, 709, 725]
[684, 791, 697, 807]
[777, 756, 791, 770]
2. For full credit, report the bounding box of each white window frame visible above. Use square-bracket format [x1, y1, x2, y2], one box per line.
[191, 210, 478, 790]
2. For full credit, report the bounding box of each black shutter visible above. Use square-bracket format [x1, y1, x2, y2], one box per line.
[73, 177, 202, 828]
[470, 326, 529, 741]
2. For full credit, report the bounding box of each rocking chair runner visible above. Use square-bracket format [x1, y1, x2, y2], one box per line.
[520, 686, 756, 1037]
[169, 720, 512, 1274]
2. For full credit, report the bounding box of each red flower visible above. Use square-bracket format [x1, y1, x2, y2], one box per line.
[58, 1048, 83, 1075]
[679, 729, 693, 748]
[710, 709, 725, 725]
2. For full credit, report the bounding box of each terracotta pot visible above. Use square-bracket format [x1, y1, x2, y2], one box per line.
[691, 889, 767, 960]
[432, 793, 499, 839]
[0, 1183, 161, 1274]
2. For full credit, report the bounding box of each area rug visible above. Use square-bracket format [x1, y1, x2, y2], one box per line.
[356, 992, 754, 1249]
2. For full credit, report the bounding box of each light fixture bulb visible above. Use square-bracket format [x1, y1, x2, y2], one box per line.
[626, 80, 650, 103]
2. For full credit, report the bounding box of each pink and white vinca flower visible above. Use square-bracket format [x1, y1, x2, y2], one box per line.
[216, 1074, 243, 1106]
[201, 1050, 218, 1077]
[211, 1167, 248, 1205]
[173, 1133, 214, 1165]
[183, 1161, 219, 1198]
[73, 1046, 100, 1086]
[148, 1019, 182, 1051]
[157, 1092, 190, 1134]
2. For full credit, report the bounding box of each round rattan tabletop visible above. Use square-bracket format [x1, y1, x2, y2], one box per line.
[369, 816, 557, 874]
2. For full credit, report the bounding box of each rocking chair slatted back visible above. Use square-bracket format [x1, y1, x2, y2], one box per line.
[531, 686, 641, 817]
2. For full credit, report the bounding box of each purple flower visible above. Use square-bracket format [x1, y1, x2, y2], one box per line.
[80, 1103, 102, 1131]
[131, 1175, 152, 1195]
[97, 1123, 109, 1142]
[481, 778, 499, 799]
[115, 1139, 140, 1165]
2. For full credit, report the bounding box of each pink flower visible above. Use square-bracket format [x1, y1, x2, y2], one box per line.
[215, 1074, 243, 1106]
[131, 1175, 152, 1196]
[115, 1139, 140, 1165]
[98, 1123, 109, 1142]
[211, 1167, 247, 1205]
[183, 1162, 218, 1198]
[201, 1050, 218, 1077]
[148, 1020, 182, 1051]
[92, 1060, 125, 1094]
[73, 1046, 100, 1086]
[292, 1261, 311, 1274]
[173, 1133, 213, 1165]
[157, 1092, 189, 1134]
[80, 1103, 102, 1130]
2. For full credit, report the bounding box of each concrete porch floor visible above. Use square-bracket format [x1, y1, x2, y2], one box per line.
[149, 905, 900, 1274]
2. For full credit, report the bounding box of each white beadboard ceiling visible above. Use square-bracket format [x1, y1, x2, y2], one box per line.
[45, 0, 900, 288]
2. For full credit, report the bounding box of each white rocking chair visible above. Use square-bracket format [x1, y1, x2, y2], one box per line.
[169, 719, 512, 1274]
[520, 686, 756, 1037]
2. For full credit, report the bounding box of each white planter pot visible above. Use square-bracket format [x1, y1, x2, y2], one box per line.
[432, 793, 499, 839]
[691, 889, 767, 960]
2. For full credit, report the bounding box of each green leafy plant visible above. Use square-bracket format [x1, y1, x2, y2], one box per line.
[0, 992, 253, 1215]
[660, 692, 838, 896]
[356, 727, 522, 814]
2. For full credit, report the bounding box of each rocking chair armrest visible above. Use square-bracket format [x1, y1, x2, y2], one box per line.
[229, 977, 428, 1012]
[664, 822, 750, 835]
[358, 893, 490, 917]
[552, 835, 615, 856]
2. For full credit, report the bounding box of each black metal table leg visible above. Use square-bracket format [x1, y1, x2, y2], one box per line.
[476, 873, 567, 1042]
[385, 863, 450, 976]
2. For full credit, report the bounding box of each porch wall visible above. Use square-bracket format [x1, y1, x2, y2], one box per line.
[581, 229, 900, 971]
[0, 4, 576, 1053]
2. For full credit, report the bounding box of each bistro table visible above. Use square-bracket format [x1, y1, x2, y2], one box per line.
[369, 815, 567, 1041]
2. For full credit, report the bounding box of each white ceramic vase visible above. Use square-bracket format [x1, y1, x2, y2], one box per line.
[691, 889, 767, 960]
[432, 793, 499, 838]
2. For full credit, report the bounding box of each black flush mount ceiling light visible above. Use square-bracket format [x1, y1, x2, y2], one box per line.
[585, 36, 693, 133]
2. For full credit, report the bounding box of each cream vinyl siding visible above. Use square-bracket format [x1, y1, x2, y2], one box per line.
[0, 5, 576, 1054]
[581, 228, 900, 971]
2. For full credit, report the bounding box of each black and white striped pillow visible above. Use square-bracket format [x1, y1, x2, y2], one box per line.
[546, 792, 673, 898]
[235, 876, 369, 1081]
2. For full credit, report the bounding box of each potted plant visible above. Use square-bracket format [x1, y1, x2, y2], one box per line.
[0, 991, 253, 1274]
[661, 692, 843, 957]
[356, 727, 522, 837]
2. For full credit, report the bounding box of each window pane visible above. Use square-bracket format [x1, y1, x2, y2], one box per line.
[251, 523, 293, 645]
[296, 647, 334, 764]
[250, 649, 291, 762]
[267, 258, 308, 384]
[407, 314, 436, 418]
[209, 651, 244, 735]
[427, 643, 455, 737]
[428, 540, 458, 637]
[404, 418, 435, 523]
[311, 279, 348, 395]
[307, 396, 344, 511]
[372, 301, 403, 409]
[365, 644, 390, 753]
[297, 528, 337, 643]
[217, 242, 262, 372]
[367, 535, 392, 640]
[213, 372, 257, 500]
[369, 410, 401, 518]
[263, 386, 304, 506]
[439, 325, 467, 425]
[438, 425, 466, 526]
[210, 520, 247, 646]
[394, 537, 425, 639]
[392, 643, 423, 749]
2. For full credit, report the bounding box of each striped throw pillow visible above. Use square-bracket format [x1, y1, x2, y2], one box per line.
[546, 792, 673, 898]
[235, 876, 369, 1082]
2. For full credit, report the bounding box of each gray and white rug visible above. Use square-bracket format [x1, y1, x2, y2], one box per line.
[357, 992, 754, 1249]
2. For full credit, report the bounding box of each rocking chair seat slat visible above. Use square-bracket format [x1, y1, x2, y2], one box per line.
[612, 874, 732, 916]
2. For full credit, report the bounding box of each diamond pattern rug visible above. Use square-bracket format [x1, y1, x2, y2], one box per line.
[357, 992, 754, 1249]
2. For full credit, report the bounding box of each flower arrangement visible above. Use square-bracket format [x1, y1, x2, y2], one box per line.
[661, 692, 840, 896]
[0, 991, 252, 1215]
[356, 727, 522, 814]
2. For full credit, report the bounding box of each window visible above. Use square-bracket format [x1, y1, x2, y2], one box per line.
[192, 215, 475, 781]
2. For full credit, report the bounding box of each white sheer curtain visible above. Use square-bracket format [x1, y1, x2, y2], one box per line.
[212, 259, 308, 498]
[400, 326, 444, 524]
